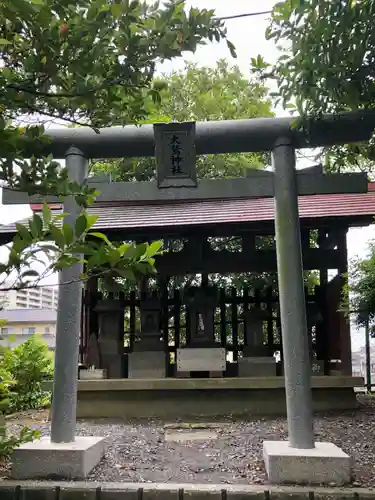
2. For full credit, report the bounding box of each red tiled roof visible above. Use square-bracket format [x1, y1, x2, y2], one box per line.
[26, 182, 375, 230]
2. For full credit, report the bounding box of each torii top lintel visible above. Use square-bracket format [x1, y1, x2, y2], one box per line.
[24, 110, 375, 160]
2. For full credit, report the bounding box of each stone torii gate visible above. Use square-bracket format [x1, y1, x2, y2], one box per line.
[9, 111, 375, 483]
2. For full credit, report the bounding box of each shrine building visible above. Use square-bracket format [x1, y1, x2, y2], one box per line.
[0, 165, 373, 419]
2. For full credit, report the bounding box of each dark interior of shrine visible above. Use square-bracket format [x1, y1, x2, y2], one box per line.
[80, 220, 353, 378]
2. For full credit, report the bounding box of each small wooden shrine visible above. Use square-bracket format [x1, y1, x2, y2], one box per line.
[73, 180, 372, 381]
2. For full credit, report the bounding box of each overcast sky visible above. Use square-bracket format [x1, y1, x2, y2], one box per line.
[0, 0, 373, 349]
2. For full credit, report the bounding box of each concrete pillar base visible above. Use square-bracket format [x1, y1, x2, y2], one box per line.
[11, 436, 107, 480]
[263, 440, 351, 485]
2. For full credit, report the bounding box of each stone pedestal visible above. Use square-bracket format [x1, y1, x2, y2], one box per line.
[178, 287, 225, 376]
[240, 308, 276, 377]
[176, 347, 226, 373]
[184, 286, 219, 347]
[11, 436, 107, 480]
[95, 299, 124, 378]
[238, 356, 277, 377]
[128, 296, 166, 379]
[128, 351, 166, 379]
[263, 440, 351, 485]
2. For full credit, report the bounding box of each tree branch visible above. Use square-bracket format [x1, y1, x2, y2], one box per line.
[24, 104, 94, 129]
[0, 269, 111, 292]
[6, 75, 147, 99]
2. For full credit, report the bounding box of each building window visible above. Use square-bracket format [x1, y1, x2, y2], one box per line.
[0, 327, 12, 336]
[44, 326, 50, 334]
[23, 327, 36, 335]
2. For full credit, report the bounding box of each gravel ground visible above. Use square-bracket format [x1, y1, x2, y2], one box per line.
[4, 395, 375, 487]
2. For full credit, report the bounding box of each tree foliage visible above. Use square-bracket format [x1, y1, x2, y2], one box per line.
[0, 334, 53, 413]
[345, 242, 375, 336]
[0, 0, 232, 287]
[0, 345, 40, 460]
[92, 60, 273, 181]
[253, 0, 375, 173]
[1, 202, 164, 291]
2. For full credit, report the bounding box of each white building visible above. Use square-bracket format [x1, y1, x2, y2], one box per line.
[0, 308, 57, 349]
[0, 282, 58, 310]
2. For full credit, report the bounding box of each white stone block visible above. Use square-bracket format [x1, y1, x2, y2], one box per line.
[11, 436, 107, 480]
[263, 440, 351, 485]
[177, 348, 226, 372]
[128, 351, 166, 378]
[80, 369, 106, 380]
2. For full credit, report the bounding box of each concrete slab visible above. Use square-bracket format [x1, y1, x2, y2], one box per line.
[165, 428, 218, 442]
[11, 435, 107, 480]
[75, 375, 363, 391]
[263, 441, 351, 485]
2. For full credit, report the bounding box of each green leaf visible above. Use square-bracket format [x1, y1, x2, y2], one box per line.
[8, 249, 21, 267]
[107, 248, 121, 265]
[29, 214, 43, 238]
[62, 223, 74, 246]
[146, 240, 163, 257]
[54, 258, 74, 270]
[87, 249, 107, 268]
[75, 214, 87, 238]
[42, 203, 52, 227]
[50, 225, 65, 249]
[116, 268, 136, 281]
[111, 2, 122, 18]
[71, 244, 95, 254]
[52, 213, 68, 222]
[133, 242, 147, 259]
[120, 245, 137, 260]
[0, 39, 11, 45]
[15, 224, 32, 243]
[118, 243, 132, 256]
[86, 215, 98, 230]
[226, 40, 237, 58]
[90, 232, 113, 247]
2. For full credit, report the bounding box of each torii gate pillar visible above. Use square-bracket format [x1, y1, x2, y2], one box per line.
[263, 138, 351, 485]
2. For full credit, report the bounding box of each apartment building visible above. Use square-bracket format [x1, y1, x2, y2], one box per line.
[0, 282, 58, 310]
[0, 308, 57, 349]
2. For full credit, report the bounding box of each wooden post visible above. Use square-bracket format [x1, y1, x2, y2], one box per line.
[317, 228, 329, 374]
[337, 227, 352, 376]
